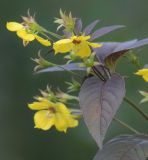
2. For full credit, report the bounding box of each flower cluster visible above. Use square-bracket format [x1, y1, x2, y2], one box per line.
[6, 9, 148, 160]
[6, 11, 105, 133]
[6, 15, 51, 46]
[6, 10, 102, 59]
[53, 35, 102, 58]
[28, 97, 78, 132]
[7, 10, 103, 132]
[7, 10, 148, 137]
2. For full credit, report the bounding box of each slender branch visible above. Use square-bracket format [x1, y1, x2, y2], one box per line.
[124, 97, 148, 121]
[113, 117, 140, 134]
[44, 29, 62, 39]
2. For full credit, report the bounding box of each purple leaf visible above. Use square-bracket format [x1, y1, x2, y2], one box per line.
[36, 63, 86, 74]
[94, 39, 137, 63]
[74, 18, 83, 35]
[83, 19, 100, 35]
[93, 38, 148, 63]
[94, 135, 148, 160]
[94, 42, 121, 62]
[90, 25, 125, 41]
[131, 38, 148, 49]
[144, 64, 148, 68]
[63, 31, 72, 38]
[79, 73, 125, 148]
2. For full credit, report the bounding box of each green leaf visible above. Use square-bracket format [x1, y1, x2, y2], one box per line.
[79, 73, 125, 148]
[94, 134, 148, 160]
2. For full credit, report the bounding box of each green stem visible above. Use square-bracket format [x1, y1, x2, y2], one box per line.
[124, 97, 148, 121]
[113, 117, 140, 134]
[43, 29, 62, 39]
[40, 32, 53, 41]
[35, 23, 62, 39]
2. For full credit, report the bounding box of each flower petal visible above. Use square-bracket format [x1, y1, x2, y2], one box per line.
[73, 41, 91, 58]
[34, 110, 55, 130]
[53, 39, 73, 54]
[80, 35, 90, 41]
[56, 103, 78, 129]
[35, 35, 51, 46]
[88, 42, 103, 48]
[28, 99, 54, 110]
[67, 116, 78, 128]
[6, 22, 24, 32]
[71, 35, 90, 42]
[135, 69, 148, 75]
[56, 103, 71, 114]
[16, 30, 35, 41]
[143, 74, 148, 82]
[135, 69, 148, 82]
[54, 113, 68, 132]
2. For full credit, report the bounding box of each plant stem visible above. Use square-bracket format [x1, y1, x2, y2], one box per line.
[43, 29, 62, 39]
[113, 117, 140, 134]
[124, 97, 148, 121]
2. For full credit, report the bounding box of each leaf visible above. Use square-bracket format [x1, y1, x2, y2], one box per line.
[144, 64, 148, 68]
[94, 38, 148, 64]
[74, 18, 83, 35]
[36, 63, 86, 74]
[131, 38, 148, 49]
[63, 30, 72, 38]
[79, 73, 125, 148]
[90, 25, 125, 41]
[83, 19, 100, 35]
[94, 134, 148, 160]
[94, 40, 137, 62]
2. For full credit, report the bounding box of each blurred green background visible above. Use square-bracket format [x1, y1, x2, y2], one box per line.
[0, 0, 148, 159]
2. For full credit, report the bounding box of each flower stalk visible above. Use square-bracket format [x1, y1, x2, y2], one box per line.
[124, 96, 148, 121]
[113, 117, 140, 134]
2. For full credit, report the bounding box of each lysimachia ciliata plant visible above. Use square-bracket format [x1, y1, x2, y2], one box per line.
[7, 10, 148, 160]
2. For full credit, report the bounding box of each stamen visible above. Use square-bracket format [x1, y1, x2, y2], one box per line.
[49, 107, 56, 113]
[72, 39, 81, 44]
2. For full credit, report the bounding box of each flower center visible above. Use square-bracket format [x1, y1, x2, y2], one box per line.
[48, 107, 56, 113]
[72, 39, 81, 45]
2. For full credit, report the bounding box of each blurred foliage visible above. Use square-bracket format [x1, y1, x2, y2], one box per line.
[0, 0, 148, 159]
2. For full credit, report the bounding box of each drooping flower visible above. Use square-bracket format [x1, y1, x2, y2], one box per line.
[135, 68, 148, 82]
[53, 35, 102, 58]
[6, 22, 51, 46]
[28, 98, 78, 132]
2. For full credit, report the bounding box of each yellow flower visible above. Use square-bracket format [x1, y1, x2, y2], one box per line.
[135, 68, 148, 82]
[6, 22, 51, 46]
[28, 98, 78, 132]
[53, 35, 102, 58]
